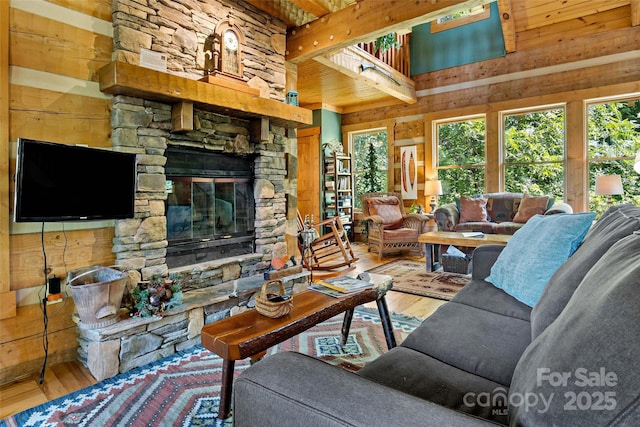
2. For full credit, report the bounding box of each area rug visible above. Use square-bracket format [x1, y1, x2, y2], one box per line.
[368, 259, 471, 300]
[1, 308, 420, 427]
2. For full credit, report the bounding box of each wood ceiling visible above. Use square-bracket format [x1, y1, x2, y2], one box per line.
[243, 0, 639, 113]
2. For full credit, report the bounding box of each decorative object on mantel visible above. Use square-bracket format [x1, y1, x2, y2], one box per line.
[286, 90, 299, 106]
[595, 174, 623, 205]
[130, 274, 185, 318]
[203, 16, 245, 80]
[424, 179, 443, 213]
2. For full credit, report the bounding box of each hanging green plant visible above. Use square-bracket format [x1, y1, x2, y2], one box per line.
[374, 33, 401, 55]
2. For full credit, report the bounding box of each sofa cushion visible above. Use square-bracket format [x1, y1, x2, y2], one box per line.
[357, 347, 509, 425]
[454, 221, 496, 234]
[531, 204, 640, 338]
[401, 302, 532, 386]
[512, 194, 549, 223]
[485, 192, 523, 222]
[509, 232, 640, 426]
[367, 196, 404, 229]
[491, 222, 522, 235]
[451, 280, 531, 321]
[485, 212, 595, 307]
[459, 196, 489, 223]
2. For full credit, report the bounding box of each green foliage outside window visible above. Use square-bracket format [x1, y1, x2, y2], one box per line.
[353, 131, 388, 209]
[504, 108, 565, 200]
[437, 118, 486, 204]
[588, 100, 640, 216]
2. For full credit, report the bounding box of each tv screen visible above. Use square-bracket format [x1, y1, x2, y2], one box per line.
[14, 138, 137, 222]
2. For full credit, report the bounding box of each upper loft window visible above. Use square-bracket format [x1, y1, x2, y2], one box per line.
[431, 4, 490, 33]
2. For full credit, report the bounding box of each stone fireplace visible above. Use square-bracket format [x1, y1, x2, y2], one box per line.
[75, 0, 312, 381]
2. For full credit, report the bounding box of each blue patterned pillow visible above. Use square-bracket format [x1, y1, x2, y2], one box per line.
[485, 212, 595, 307]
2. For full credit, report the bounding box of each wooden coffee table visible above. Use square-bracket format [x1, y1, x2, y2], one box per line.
[419, 231, 511, 272]
[200, 286, 396, 419]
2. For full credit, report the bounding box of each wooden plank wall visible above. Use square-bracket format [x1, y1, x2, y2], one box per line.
[342, 7, 640, 214]
[0, 0, 115, 385]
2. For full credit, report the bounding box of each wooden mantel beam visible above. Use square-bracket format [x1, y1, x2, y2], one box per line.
[98, 62, 312, 128]
[286, 0, 493, 64]
[314, 46, 417, 104]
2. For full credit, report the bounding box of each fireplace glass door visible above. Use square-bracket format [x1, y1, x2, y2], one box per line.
[166, 177, 253, 242]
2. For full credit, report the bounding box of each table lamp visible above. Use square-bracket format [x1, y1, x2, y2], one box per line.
[595, 174, 623, 204]
[424, 179, 443, 214]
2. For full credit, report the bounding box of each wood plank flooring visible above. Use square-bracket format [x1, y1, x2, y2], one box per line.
[0, 242, 444, 418]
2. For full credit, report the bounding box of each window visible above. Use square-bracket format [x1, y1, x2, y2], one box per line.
[436, 116, 486, 204]
[503, 107, 565, 200]
[587, 97, 640, 216]
[350, 129, 389, 209]
[431, 4, 490, 33]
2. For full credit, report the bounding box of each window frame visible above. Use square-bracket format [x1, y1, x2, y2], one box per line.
[433, 114, 487, 202]
[500, 104, 567, 199]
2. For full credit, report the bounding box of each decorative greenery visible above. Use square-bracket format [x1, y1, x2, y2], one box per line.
[373, 33, 401, 55]
[131, 274, 185, 317]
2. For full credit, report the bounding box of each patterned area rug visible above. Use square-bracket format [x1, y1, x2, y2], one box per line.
[368, 259, 471, 300]
[1, 308, 420, 427]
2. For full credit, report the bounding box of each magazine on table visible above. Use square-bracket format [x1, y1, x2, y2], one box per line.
[317, 276, 371, 293]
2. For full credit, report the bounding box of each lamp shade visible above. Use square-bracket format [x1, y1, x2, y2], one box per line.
[595, 174, 623, 196]
[424, 179, 443, 196]
[634, 150, 640, 174]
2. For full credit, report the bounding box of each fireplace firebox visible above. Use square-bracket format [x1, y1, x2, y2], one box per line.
[165, 147, 255, 268]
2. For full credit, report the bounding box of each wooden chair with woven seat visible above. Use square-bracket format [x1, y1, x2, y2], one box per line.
[296, 211, 359, 270]
[361, 192, 428, 260]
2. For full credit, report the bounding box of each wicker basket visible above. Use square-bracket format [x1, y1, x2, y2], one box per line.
[441, 254, 471, 274]
[255, 280, 293, 318]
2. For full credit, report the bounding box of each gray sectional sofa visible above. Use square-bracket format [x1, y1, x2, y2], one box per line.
[233, 204, 640, 426]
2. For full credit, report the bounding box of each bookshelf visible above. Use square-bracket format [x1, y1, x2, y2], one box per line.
[323, 151, 354, 238]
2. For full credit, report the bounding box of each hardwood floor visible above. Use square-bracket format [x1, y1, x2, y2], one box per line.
[0, 242, 443, 419]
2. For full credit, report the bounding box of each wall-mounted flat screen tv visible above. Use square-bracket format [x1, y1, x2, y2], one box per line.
[14, 138, 137, 222]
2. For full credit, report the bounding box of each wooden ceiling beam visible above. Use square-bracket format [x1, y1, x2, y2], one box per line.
[288, 0, 332, 19]
[313, 46, 417, 104]
[285, 0, 493, 63]
[497, 0, 516, 53]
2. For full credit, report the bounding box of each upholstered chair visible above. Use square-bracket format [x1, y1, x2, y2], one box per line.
[361, 192, 428, 260]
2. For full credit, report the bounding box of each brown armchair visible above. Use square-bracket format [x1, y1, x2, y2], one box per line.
[361, 192, 428, 260]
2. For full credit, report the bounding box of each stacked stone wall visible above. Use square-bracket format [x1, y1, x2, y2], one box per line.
[112, 0, 287, 101]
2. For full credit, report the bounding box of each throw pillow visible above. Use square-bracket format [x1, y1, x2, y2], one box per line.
[513, 194, 549, 223]
[459, 196, 488, 223]
[485, 212, 595, 307]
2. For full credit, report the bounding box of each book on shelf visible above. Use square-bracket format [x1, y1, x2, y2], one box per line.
[316, 276, 371, 294]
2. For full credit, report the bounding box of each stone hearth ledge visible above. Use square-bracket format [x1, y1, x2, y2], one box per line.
[75, 271, 309, 381]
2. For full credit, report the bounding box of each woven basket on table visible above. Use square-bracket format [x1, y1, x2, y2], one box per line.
[255, 280, 293, 318]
